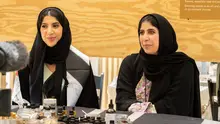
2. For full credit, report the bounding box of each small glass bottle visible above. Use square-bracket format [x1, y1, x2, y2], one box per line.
[57, 106, 64, 122]
[72, 106, 77, 117]
[43, 106, 51, 118]
[62, 105, 67, 116]
[69, 110, 74, 118]
[106, 100, 115, 113]
[50, 106, 56, 118]
[105, 99, 116, 124]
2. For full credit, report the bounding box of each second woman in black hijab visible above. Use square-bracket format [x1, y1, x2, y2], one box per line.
[116, 13, 201, 117]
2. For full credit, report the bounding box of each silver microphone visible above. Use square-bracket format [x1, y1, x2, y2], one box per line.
[0, 40, 29, 72]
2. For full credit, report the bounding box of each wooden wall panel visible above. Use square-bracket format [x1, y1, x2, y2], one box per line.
[1, 0, 220, 61]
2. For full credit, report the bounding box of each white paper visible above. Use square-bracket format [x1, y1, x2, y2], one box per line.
[87, 109, 105, 116]
[201, 119, 220, 124]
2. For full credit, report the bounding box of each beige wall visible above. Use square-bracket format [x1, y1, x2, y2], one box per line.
[1, 0, 220, 61]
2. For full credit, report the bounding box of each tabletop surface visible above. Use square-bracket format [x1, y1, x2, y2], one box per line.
[1, 106, 220, 124]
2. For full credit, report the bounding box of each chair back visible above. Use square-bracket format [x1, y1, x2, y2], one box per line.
[94, 73, 104, 107]
[208, 79, 218, 121]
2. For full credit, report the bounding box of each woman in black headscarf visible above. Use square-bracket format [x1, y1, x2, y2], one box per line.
[13, 7, 99, 108]
[116, 13, 201, 117]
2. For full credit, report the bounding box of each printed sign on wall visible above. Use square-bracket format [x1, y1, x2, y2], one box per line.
[180, 0, 220, 19]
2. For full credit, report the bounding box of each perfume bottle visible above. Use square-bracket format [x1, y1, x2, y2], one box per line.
[72, 106, 77, 117]
[105, 99, 116, 124]
[43, 106, 51, 118]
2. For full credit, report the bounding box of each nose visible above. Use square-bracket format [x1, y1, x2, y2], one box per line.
[143, 33, 150, 41]
[47, 26, 54, 34]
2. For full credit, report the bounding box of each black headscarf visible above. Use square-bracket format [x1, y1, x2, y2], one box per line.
[138, 13, 193, 81]
[137, 13, 201, 117]
[28, 7, 71, 105]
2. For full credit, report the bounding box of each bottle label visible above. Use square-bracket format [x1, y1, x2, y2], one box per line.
[105, 113, 116, 124]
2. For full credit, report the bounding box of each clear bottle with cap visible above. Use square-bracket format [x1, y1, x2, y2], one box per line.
[43, 98, 57, 115]
[57, 106, 64, 122]
[43, 106, 51, 118]
[68, 110, 75, 118]
[50, 106, 56, 118]
[72, 106, 77, 117]
[57, 106, 63, 117]
[106, 100, 115, 113]
[62, 105, 67, 116]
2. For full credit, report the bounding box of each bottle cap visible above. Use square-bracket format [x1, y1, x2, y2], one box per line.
[110, 120, 115, 124]
[72, 106, 75, 110]
[69, 110, 73, 115]
[23, 103, 28, 108]
[43, 106, 50, 110]
[108, 99, 114, 109]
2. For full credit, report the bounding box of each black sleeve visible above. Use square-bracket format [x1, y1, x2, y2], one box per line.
[18, 66, 30, 102]
[116, 55, 139, 111]
[76, 66, 99, 109]
[154, 61, 198, 116]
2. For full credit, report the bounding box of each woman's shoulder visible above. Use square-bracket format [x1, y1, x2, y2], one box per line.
[171, 53, 197, 74]
[123, 53, 139, 63]
[120, 53, 143, 74]
[121, 53, 140, 68]
[182, 59, 195, 70]
[175, 52, 196, 67]
[69, 45, 90, 65]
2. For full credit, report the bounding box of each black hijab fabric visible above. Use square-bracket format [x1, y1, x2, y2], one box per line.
[137, 14, 201, 117]
[28, 7, 71, 105]
[138, 14, 193, 81]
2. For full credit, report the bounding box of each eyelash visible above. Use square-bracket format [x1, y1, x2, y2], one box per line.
[41, 25, 47, 28]
[53, 24, 59, 28]
[41, 24, 59, 28]
[139, 30, 155, 35]
[149, 30, 155, 34]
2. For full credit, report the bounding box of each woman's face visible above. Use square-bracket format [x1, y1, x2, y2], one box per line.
[139, 21, 159, 55]
[40, 16, 63, 47]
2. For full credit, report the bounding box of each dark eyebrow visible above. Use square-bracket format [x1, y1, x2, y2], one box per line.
[52, 22, 60, 25]
[147, 28, 156, 31]
[41, 22, 60, 25]
[140, 28, 156, 32]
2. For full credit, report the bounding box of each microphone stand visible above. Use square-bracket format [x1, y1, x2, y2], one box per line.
[0, 72, 11, 117]
[1, 72, 6, 88]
